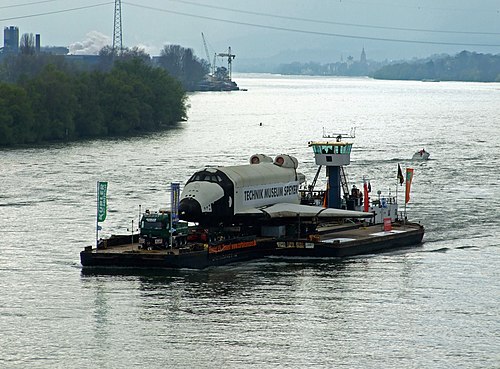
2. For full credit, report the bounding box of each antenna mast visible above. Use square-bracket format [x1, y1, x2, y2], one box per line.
[112, 0, 123, 55]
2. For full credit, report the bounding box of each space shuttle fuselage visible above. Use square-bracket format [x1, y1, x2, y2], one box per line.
[178, 154, 305, 223]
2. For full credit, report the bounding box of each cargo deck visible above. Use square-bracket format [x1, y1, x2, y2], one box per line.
[81, 222, 424, 269]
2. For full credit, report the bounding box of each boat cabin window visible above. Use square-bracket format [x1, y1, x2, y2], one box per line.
[311, 144, 353, 155]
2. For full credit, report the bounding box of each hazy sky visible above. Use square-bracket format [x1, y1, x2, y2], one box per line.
[2, 0, 500, 63]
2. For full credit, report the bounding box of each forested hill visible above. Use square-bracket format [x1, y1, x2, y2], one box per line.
[373, 51, 500, 82]
[0, 58, 186, 147]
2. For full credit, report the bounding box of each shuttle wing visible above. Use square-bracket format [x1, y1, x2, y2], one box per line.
[237, 203, 372, 219]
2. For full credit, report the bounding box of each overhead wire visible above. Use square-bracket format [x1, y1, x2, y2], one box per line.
[1, 0, 499, 47]
[0, 2, 113, 21]
[123, 2, 500, 47]
[166, 0, 500, 36]
[0, 0, 62, 10]
[340, 0, 500, 14]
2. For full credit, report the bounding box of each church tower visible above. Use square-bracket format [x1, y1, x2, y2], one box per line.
[360, 47, 366, 64]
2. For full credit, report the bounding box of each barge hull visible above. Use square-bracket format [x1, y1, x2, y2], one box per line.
[80, 223, 424, 269]
[80, 239, 276, 269]
[80, 249, 210, 269]
[275, 224, 424, 258]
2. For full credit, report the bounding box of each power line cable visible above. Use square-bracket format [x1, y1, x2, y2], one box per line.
[0, 2, 113, 21]
[2, 0, 498, 47]
[123, 2, 500, 47]
[167, 0, 500, 36]
[0, 0, 63, 10]
[341, 0, 499, 14]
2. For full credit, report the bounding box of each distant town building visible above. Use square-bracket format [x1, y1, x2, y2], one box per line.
[2, 26, 68, 57]
[3, 26, 19, 54]
[35, 34, 41, 53]
[64, 54, 100, 66]
[41, 46, 69, 55]
[347, 55, 354, 68]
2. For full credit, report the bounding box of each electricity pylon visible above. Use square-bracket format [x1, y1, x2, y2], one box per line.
[112, 0, 123, 55]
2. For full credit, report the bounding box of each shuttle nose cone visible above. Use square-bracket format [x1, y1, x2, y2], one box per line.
[178, 198, 202, 221]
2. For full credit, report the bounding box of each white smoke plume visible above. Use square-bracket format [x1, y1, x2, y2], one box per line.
[69, 31, 111, 55]
[135, 43, 159, 56]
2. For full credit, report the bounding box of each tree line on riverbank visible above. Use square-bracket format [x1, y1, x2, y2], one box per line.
[277, 59, 384, 76]
[1, 40, 208, 89]
[373, 51, 500, 82]
[275, 51, 500, 82]
[0, 56, 186, 146]
[0, 42, 211, 146]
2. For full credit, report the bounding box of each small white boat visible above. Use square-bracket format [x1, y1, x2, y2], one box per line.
[412, 149, 430, 160]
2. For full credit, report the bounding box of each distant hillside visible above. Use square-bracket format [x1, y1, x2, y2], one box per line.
[373, 51, 500, 82]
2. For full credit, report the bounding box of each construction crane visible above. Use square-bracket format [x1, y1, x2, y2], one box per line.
[199, 35, 239, 90]
[217, 47, 236, 81]
[201, 32, 215, 76]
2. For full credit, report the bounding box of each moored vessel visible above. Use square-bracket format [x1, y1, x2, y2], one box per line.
[197, 44, 241, 91]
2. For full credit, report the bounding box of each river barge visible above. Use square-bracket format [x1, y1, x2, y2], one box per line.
[81, 131, 424, 269]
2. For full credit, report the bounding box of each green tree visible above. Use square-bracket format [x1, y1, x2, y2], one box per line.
[0, 55, 188, 146]
[20, 33, 36, 55]
[99, 58, 186, 134]
[22, 64, 77, 141]
[0, 53, 69, 83]
[158, 44, 208, 90]
[74, 72, 106, 137]
[97, 45, 152, 72]
[0, 82, 35, 145]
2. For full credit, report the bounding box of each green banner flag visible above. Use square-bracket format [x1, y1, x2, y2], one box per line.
[97, 181, 108, 222]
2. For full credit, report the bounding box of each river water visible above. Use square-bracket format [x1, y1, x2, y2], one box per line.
[1, 75, 499, 368]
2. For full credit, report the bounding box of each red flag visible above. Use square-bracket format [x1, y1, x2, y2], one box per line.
[397, 164, 404, 186]
[363, 181, 369, 212]
[405, 168, 414, 203]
